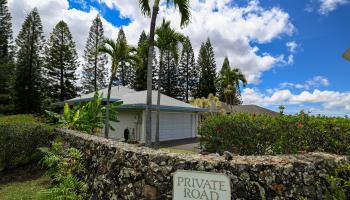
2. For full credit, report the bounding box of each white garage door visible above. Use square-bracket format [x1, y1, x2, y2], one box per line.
[151, 112, 194, 141]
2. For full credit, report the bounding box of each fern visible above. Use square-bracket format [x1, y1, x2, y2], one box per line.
[39, 141, 86, 199]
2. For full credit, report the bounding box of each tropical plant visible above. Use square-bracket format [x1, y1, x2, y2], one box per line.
[154, 19, 185, 147]
[45, 92, 121, 134]
[217, 57, 247, 106]
[38, 141, 86, 200]
[99, 37, 138, 138]
[138, 0, 191, 147]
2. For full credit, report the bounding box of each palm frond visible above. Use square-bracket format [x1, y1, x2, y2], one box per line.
[173, 0, 191, 27]
[139, 0, 151, 16]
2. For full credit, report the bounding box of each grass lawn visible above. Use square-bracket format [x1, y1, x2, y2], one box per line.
[0, 167, 50, 200]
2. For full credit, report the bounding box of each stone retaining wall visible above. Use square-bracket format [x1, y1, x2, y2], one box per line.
[54, 129, 349, 200]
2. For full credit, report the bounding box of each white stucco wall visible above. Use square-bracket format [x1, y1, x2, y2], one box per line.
[109, 110, 142, 141]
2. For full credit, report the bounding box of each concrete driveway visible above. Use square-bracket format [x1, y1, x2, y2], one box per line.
[160, 138, 200, 153]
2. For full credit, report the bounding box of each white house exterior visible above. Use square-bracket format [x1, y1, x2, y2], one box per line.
[64, 86, 205, 142]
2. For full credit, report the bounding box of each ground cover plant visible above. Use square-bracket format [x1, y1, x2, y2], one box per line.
[0, 115, 53, 171]
[199, 112, 350, 155]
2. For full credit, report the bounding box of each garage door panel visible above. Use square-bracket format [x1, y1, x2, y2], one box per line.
[151, 112, 193, 141]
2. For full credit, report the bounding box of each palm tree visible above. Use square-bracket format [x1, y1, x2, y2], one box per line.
[138, 0, 191, 147]
[218, 65, 247, 106]
[99, 38, 138, 138]
[154, 19, 184, 148]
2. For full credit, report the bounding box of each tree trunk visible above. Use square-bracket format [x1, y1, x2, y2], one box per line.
[145, 0, 160, 147]
[104, 72, 114, 138]
[60, 30, 64, 101]
[186, 49, 189, 102]
[94, 34, 98, 92]
[155, 51, 163, 149]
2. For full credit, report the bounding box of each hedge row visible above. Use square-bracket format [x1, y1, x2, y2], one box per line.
[199, 113, 350, 155]
[0, 115, 53, 171]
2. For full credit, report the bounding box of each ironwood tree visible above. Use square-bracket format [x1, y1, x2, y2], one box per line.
[134, 30, 158, 91]
[0, 0, 14, 114]
[198, 38, 217, 98]
[81, 15, 108, 94]
[178, 37, 199, 102]
[44, 20, 79, 102]
[116, 28, 136, 88]
[14, 8, 45, 113]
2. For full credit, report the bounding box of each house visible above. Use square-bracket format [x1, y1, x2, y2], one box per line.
[61, 86, 206, 142]
[220, 102, 279, 116]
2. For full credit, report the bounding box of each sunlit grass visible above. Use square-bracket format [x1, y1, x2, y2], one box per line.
[0, 175, 49, 200]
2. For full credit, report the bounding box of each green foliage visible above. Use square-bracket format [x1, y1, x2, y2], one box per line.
[199, 112, 350, 155]
[44, 20, 79, 102]
[198, 38, 217, 98]
[0, 115, 52, 171]
[14, 8, 45, 113]
[81, 14, 108, 94]
[45, 92, 121, 134]
[217, 57, 247, 106]
[178, 37, 199, 102]
[325, 164, 350, 200]
[38, 141, 86, 200]
[134, 30, 158, 91]
[156, 19, 184, 99]
[116, 28, 136, 87]
[0, 0, 15, 115]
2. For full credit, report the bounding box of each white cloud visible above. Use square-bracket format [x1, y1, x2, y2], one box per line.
[8, 0, 120, 58]
[280, 76, 330, 90]
[242, 88, 350, 114]
[9, 0, 295, 84]
[306, 0, 349, 15]
[286, 41, 298, 53]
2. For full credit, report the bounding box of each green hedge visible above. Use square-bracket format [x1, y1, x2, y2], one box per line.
[0, 115, 53, 171]
[199, 113, 350, 155]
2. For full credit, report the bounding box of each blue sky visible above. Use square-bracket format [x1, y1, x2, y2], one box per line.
[9, 0, 350, 116]
[66, 0, 350, 116]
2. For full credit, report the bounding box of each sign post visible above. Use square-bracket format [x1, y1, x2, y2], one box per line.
[173, 170, 231, 200]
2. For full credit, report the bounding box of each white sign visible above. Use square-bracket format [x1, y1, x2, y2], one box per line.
[173, 170, 231, 200]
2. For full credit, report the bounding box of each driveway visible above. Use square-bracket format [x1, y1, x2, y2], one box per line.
[160, 138, 200, 153]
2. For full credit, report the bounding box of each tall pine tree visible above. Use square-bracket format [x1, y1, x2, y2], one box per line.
[134, 31, 158, 91]
[81, 15, 108, 94]
[178, 37, 199, 102]
[14, 8, 45, 113]
[115, 28, 135, 87]
[0, 0, 14, 114]
[161, 49, 181, 98]
[44, 20, 79, 102]
[198, 38, 217, 98]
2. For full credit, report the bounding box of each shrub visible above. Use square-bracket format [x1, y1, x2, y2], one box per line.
[0, 115, 53, 171]
[38, 141, 86, 200]
[325, 164, 350, 200]
[199, 112, 350, 155]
